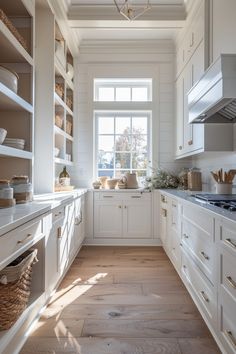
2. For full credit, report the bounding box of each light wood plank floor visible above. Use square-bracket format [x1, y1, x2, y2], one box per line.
[20, 246, 221, 354]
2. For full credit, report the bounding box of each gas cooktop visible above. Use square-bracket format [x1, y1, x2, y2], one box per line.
[194, 194, 236, 211]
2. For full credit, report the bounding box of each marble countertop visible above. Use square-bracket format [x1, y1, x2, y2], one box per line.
[0, 189, 87, 237]
[160, 189, 236, 222]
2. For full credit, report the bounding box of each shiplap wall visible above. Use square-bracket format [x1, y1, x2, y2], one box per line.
[71, 40, 191, 188]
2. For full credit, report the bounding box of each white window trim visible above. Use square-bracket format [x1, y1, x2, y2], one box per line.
[94, 78, 152, 102]
[94, 110, 152, 179]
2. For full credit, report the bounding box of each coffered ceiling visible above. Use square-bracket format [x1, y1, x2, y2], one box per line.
[62, 0, 188, 43]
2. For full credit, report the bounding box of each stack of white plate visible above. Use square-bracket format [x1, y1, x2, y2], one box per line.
[3, 138, 25, 150]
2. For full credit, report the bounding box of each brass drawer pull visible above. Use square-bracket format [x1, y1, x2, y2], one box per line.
[17, 233, 33, 244]
[200, 290, 209, 303]
[183, 264, 187, 269]
[225, 238, 236, 249]
[161, 208, 167, 217]
[131, 196, 141, 199]
[224, 330, 236, 348]
[200, 251, 209, 260]
[179, 145, 183, 150]
[57, 227, 62, 239]
[188, 140, 193, 145]
[183, 233, 189, 239]
[54, 211, 62, 217]
[226, 276, 236, 289]
[118, 205, 122, 209]
[161, 195, 167, 203]
[103, 196, 113, 198]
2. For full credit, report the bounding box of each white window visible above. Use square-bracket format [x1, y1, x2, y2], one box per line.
[94, 78, 152, 179]
[95, 112, 151, 179]
[94, 79, 152, 102]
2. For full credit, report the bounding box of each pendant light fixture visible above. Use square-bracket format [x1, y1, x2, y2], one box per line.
[114, 0, 151, 21]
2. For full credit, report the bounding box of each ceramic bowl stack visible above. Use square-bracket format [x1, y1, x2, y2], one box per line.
[3, 138, 25, 150]
[0, 128, 7, 145]
[0, 180, 15, 208]
[11, 176, 33, 204]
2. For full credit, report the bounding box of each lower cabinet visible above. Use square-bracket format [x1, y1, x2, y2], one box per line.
[94, 192, 152, 239]
[158, 191, 236, 354]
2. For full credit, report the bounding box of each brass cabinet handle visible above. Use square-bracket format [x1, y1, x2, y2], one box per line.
[183, 264, 187, 269]
[226, 276, 236, 289]
[224, 330, 236, 348]
[54, 211, 62, 217]
[131, 196, 141, 199]
[179, 145, 183, 150]
[183, 233, 189, 239]
[118, 205, 122, 209]
[57, 227, 62, 239]
[161, 208, 167, 217]
[225, 238, 236, 249]
[103, 195, 113, 198]
[200, 290, 209, 303]
[17, 233, 32, 244]
[161, 195, 167, 203]
[124, 206, 127, 209]
[188, 140, 193, 145]
[200, 251, 210, 260]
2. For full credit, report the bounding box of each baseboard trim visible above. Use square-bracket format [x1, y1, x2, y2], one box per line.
[83, 237, 162, 246]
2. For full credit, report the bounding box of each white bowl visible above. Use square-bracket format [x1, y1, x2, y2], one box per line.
[0, 65, 19, 93]
[54, 147, 60, 157]
[0, 128, 7, 144]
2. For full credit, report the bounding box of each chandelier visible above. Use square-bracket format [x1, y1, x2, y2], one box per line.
[114, 0, 151, 21]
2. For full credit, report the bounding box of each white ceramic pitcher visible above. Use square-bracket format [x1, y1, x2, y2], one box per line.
[122, 172, 139, 189]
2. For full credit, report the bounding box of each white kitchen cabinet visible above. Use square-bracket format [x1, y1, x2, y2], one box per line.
[94, 192, 152, 240]
[123, 196, 152, 238]
[175, 3, 233, 159]
[209, 0, 236, 65]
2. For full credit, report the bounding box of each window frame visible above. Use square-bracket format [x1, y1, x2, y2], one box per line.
[94, 78, 152, 102]
[94, 110, 151, 179]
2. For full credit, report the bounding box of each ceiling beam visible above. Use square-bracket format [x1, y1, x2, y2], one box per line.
[67, 4, 186, 22]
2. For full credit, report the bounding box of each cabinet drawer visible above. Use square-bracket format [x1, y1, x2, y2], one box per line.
[183, 204, 214, 239]
[0, 218, 43, 268]
[219, 219, 236, 255]
[52, 205, 65, 224]
[95, 192, 150, 201]
[219, 247, 236, 302]
[218, 289, 236, 354]
[182, 250, 216, 325]
[182, 218, 215, 284]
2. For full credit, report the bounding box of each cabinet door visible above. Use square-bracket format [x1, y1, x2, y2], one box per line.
[45, 226, 59, 294]
[94, 201, 123, 238]
[183, 62, 192, 154]
[74, 196, 85, 251]
[123, 197, 152, 238]
[190, 41, 205, 152]
[175, 75, 184, 156]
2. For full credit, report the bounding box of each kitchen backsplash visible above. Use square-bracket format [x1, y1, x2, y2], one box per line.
[192, 151, 236, 192]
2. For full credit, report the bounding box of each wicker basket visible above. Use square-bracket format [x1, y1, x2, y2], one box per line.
[0, 9, 27, 51]
[55, 114, 63, 129]
[66, 96, 73, 110]
[55, 83, 64, 99]
[0, 249, 38, 330]
[66, 120, 73, 136]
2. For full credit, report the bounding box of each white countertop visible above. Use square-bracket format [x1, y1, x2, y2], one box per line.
[0, 189, 87, 237]
[160, 189, 236, 223]
[90, 188, 149, 193]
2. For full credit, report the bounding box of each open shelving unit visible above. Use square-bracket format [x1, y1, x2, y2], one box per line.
[34, 0, 75, 193]
[0, 0, 34, 181]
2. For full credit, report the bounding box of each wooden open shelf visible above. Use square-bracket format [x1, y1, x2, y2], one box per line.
[0, 145, 32, 159]
[0, 83, 33, 112]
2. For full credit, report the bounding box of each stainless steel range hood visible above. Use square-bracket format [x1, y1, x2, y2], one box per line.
[188, 54, 236, 123]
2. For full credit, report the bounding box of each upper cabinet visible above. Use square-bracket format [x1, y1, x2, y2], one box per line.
[0, 0, 35, 180]
[175, 0, 234, 159]
[34, 0, 75, 193]
[209, 0, 236, 64]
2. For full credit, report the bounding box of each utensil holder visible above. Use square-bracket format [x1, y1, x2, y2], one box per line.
[216, 183, 232, 194]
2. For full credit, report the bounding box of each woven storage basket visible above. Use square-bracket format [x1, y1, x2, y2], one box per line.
[0, 249, 38, 330]
[55, 114, 63, 129]
[55, 83, 64, 99]
[66, 120, 72, 136]
[0, 9, 27, 50]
